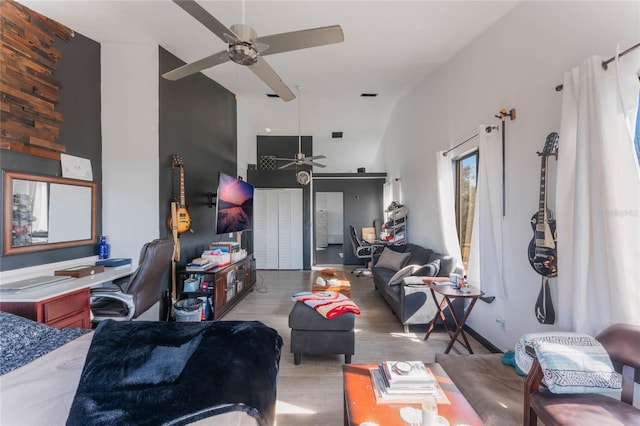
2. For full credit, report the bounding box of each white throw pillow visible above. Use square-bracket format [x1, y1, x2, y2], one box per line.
[412, 259, 441, 277]
[388, 264, 420, 286]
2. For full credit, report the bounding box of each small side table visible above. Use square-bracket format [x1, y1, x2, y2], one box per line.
[424, 283, 482, 354]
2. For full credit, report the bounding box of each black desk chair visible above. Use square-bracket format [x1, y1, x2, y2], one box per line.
[90, 237, 174, 323]
[348, 225, 384, 277]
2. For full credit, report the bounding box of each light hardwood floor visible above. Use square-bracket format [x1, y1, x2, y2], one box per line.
[223, 267, 489, 426]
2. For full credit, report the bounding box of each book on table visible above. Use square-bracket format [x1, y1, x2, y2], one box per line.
[185, 260, 215, 272]
[369, 361, 445, 403]
[370, 366, 441, 403]
[381, 360, 434, 387]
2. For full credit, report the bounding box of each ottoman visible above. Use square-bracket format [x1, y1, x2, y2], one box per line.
[288, 301, 355, 365]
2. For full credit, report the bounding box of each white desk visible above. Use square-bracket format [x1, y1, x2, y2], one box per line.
[0, 266, 133, 328]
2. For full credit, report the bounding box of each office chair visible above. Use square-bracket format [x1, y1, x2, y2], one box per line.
[90, 237, 174, 323]
[349, 225, 384, 277]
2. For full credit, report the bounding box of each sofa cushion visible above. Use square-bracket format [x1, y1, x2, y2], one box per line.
[388, 264, 420, 285]
[375, 247, 410, 271]
[429, 253, 455, 277]
[412, 259, 440, 277]
[405, 244, 433, 266]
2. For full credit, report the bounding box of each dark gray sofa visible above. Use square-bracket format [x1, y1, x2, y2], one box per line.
[372, 243, 464, 332]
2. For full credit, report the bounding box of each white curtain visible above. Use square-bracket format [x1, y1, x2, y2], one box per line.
[467, 125, 506, 297]
[556, 55, 640, 334]
[436, 152, 463, 270]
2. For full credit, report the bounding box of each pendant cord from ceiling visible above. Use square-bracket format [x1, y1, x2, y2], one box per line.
[555, 41, 640, 91]
[297, 85, 302, 152]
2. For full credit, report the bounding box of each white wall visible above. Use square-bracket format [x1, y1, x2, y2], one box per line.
[372, 1, 640, 350]
[235, 93, 394, 174]
[101, 43, 160, 264]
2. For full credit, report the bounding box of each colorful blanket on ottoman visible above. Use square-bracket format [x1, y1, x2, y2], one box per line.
[291, 291, 360, 319]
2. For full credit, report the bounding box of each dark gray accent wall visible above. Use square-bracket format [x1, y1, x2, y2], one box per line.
[1, 32, 102, 271]
[314, 174, 386, 265]
[257, 135, 312, 166]
[158, 47, 238, 268]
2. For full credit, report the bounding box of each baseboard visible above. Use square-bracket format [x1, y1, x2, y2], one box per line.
[463, 325, 502, 354]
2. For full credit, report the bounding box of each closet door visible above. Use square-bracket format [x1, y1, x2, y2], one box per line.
[253, 188, 303, 270]
[254, 189, 279, 269]
[278, 189, 303, 269]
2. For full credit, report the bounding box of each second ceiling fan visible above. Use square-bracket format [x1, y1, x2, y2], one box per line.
[274, 86, 326, 169]
[162, 0, 344, 102]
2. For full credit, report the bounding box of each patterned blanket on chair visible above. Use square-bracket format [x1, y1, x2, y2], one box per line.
[291, 291, 360, 319]
[515, 332, 621, 394]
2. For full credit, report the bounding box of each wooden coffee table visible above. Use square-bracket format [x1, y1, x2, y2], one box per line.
[311, 269, 351, 298]
[342, 363, 483, 426]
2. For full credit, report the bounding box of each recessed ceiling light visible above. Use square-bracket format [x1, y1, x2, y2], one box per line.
[360, 93, 378, 97]
[265, 127, 272, 133]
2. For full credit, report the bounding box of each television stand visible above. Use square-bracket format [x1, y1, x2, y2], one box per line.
[177, 254, 256, 320]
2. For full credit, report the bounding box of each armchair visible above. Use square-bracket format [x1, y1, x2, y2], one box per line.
[524, 323, 640, 425]
[90, 237, 174, 323]
[348, 225, 384, 277]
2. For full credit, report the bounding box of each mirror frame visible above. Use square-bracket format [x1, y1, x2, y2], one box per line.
[3, 171, 97, 255]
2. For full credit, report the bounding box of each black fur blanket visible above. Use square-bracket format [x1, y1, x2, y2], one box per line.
[66, 320, 282, 426]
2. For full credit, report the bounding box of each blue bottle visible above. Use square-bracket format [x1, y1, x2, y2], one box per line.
[98, 235, 110, 259]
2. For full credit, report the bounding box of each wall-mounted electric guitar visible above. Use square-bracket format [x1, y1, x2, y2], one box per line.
[167, 154, 192, 234]
[528, 132, 559, 278]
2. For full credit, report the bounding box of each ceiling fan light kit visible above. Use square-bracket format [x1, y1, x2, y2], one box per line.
[163, 0, 344, 102]
[296, 171, 311, 185]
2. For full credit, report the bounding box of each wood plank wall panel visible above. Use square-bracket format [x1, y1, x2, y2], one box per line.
[0, 0, 73, 159]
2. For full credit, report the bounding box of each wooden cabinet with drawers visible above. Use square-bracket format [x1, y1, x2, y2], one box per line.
[0, 287, 91, 329]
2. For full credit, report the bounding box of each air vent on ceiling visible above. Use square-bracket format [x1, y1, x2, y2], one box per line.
[360, 93, 378, 97]
[332, 132, 343, 139]
[266, 93, 280, 98]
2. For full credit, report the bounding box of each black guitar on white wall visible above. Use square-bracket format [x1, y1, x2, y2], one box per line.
[528, 132, 559, 324]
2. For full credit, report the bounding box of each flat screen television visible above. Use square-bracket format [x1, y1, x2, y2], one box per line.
[215, 172, 254, 234]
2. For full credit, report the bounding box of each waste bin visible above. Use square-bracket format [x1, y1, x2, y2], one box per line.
[173, 298, 203, 322]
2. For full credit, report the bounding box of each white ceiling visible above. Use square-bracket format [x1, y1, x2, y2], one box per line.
[20, 0, 519, 172]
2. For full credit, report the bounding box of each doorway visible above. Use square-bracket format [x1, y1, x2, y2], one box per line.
[314, 192, 344, 266]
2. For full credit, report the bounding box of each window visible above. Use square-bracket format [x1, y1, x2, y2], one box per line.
[455, 151, 479, 270]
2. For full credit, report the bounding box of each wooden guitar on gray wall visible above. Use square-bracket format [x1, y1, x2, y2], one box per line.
[528, 132, 558, 324]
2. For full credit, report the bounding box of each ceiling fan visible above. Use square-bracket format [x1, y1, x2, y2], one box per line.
[274, 86, 326, 169]
[162, 0, 344, 102]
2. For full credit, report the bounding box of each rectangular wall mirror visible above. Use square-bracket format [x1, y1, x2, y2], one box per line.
[3, 171, 97, 255]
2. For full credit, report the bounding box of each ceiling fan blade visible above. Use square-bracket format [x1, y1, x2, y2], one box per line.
[162, 50, 230, 81]
[254, 25, 344, 56]
[172, 0, 239, 43]
[306, 161, 327, 168]
[307, 155, 326, 161]
[278, 161, 297, 169]
[247, 57, 295, 101]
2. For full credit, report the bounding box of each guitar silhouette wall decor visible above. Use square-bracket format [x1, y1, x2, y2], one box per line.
[528, 132, 558, 324]
[167, 154, 192, 234]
